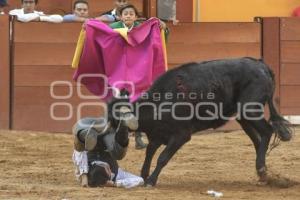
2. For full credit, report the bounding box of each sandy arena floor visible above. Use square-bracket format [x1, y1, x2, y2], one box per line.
[0, 128, 299, 200]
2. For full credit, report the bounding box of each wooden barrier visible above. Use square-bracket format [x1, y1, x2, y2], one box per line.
[167, 22, 261, 66]
[262, 18, 280, 109]
[11, 22, 104, 132]
[0, 16, 10, 129]
[176, 0, 193, 22]
[143, 0, 157, 18]
[279, 18, 300, 115]
[4, 13, 300, 133]
[10, 21, 261, 132]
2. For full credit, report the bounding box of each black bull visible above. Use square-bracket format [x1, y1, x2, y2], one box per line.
[108, 57, 293, 186]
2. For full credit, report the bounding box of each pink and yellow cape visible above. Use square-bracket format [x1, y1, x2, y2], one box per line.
[72, 18, 167, 101]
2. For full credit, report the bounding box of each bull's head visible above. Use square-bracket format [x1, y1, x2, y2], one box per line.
[107, 88, 138, 131]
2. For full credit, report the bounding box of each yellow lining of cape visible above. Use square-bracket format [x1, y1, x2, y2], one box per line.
[113, 28, 129, 41]
[160, 29, 168, 70]
[71, 29, 86, 69]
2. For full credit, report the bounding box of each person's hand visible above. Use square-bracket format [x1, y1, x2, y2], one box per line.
[172, 19, 179, 26]
[159, 19, 167, 30]
[115, 15, 120, 21]
[95, 15, 115, 23]
[105, 180, 116, 187]
[82, 19, 89, 29]
[83, 18, 89, 23]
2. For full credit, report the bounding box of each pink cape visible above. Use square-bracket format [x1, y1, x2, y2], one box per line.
[73, 18, 166, 101]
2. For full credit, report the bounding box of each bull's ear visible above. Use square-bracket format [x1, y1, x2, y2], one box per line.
[120, 88, 130, 98]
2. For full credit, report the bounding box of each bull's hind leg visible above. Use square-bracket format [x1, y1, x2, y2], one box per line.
[141, 141, 162, 180]
[145, 134, 191, 186]
[238, 83, 273, 182]
[237, 119, 261, 156]
[246, 119, 273, 183]
[238, 119, 268, 182]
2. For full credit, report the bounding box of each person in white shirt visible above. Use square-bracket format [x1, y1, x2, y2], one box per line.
[9, 0, 63, 23]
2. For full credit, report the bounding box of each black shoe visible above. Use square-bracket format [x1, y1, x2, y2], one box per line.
[85, 128, 98, 151]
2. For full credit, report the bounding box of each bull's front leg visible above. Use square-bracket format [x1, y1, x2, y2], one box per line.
[145, 135, 190, 186]
[141, 142, 161, 180]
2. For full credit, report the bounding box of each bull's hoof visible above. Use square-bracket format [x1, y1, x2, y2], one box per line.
[257, 178, 268, 186]
[257, 177, 268, 186]
[144, 184, 154, 188]
[144, 178, 156, 187]
[257, 167, 268, 185]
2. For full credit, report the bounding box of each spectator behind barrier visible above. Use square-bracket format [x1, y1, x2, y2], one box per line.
[9, 0, 63, 23]
[292, 6, 300, 17]
[63, 0, 89, 22]
[109, 3, 140, 30]
[157, 0, 179, 25]
[95, 0, 128, 22]
[109, 4, 167, 31]
[0, 0, 8, 15]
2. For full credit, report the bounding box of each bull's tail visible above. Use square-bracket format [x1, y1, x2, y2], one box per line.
[268, 98, 293, 141]
[267, 68, 293, 142]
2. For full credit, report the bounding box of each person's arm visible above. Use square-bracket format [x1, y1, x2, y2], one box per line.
[63, 14, 87, 22]
[63, 14, 75, 22]
[95, 14, 117, 23]
[159, 19, 167, 30]
[40, 14, 63, 23]
[9, 10, 40, 22]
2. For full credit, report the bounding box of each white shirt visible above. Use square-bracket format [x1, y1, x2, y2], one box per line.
[9, 8, 63, 23]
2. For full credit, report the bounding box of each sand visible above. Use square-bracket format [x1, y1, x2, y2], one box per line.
[0, 129, 299, 200]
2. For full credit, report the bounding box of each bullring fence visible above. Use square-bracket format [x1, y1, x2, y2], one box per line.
[0, 16, 299, 132]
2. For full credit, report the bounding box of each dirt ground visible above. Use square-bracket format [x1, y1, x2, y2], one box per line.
[0, 128, 299, 200]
